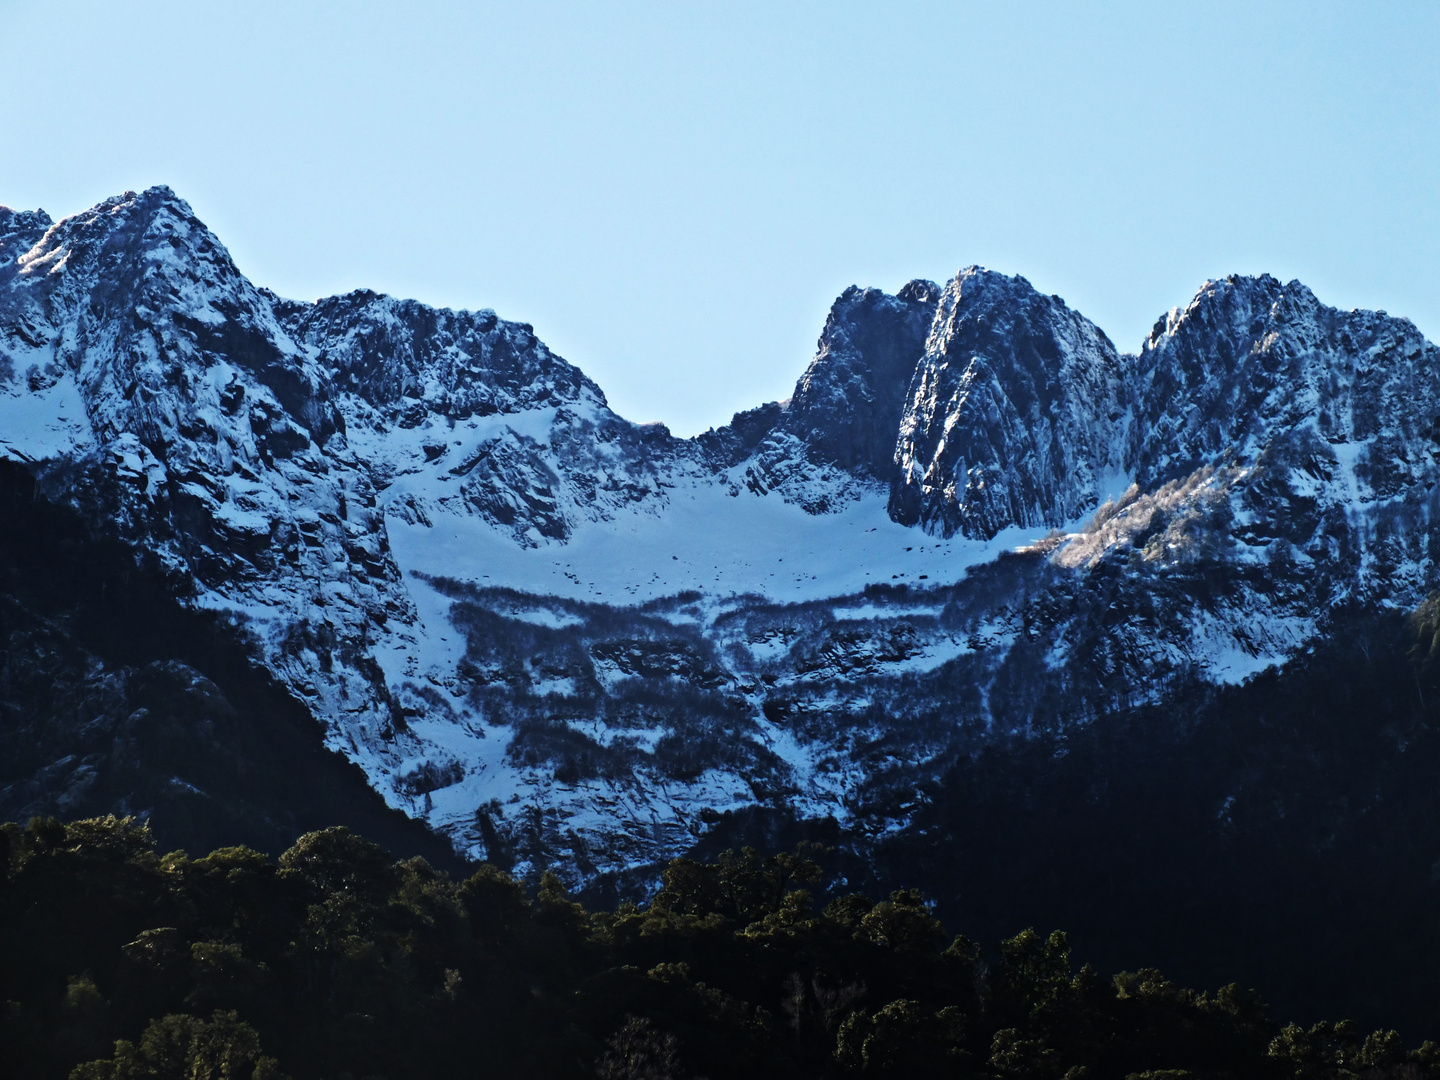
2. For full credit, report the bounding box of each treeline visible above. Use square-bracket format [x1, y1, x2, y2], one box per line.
[856, 605, 1440, 1038]
[2, 816, 1436, 1080]
[0, 457, 465, 872]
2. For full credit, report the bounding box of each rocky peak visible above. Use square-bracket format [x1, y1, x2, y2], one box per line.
[889, 266, 1127, 539]
[1130, 273, 1440, 503]
[276, 290, 606, 427]
[694, 278, 939, 511]
[9, 186, 340, 453]
[695, 400, 789, 468]
[1129, 273, 1293, 486]
[0, 190, 384, 710]
[780, 279, 940, 481]
[11, 187, 195, 288]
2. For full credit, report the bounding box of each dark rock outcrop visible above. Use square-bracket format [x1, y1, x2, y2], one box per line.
[890, 267, 1127, 539]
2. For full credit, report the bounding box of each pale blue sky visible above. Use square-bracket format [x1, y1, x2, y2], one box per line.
[2, 1, 1436, 435]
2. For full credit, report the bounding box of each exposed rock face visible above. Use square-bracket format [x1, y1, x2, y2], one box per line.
[890, 267, 1128, 539]
[3, 186, 1440, 887]
[0, 207, 54, 275]
[696, 279, 939, 511]
[0, 189, 407, 751]
[780, 278, 940, 480]
[1131, 273, 1440, 507]
[276, 290, 602, 423]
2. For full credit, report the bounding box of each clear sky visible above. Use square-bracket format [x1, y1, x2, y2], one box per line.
[2, 1, 1436, 436]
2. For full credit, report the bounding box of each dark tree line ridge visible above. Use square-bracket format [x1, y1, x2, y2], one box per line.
[2, 815, 1436, 1080]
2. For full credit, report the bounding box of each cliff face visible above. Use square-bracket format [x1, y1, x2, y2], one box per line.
[778, 278, 941, 480]
[889, 267, 1128, 539]
[4, 187, 1440, 884]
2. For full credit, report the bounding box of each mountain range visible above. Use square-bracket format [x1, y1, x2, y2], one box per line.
[5, 187, 1440, 1028]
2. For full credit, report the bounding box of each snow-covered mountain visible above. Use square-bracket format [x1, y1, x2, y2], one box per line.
[4, 186, 1438, 881]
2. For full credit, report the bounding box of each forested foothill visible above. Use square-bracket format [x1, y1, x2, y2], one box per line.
[860, 600, 1440, 1042]
[0, 457, 467, 872]
[13, 433, 1440, 1076]
[2, 816, 1438, 1080]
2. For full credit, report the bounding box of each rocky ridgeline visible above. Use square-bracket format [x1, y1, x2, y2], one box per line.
[2, 187, 1439, 881]
[889, 269, 1128, 538]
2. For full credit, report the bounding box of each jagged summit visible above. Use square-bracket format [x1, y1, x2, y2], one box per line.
[890, 266, 1128, 539]
[275, 289, 608, 427]
[782, 278, 940, 479]
[1130, 272, 1440, 490]
[695, 278, 942, 511]
[3, 187, 1439, 883]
